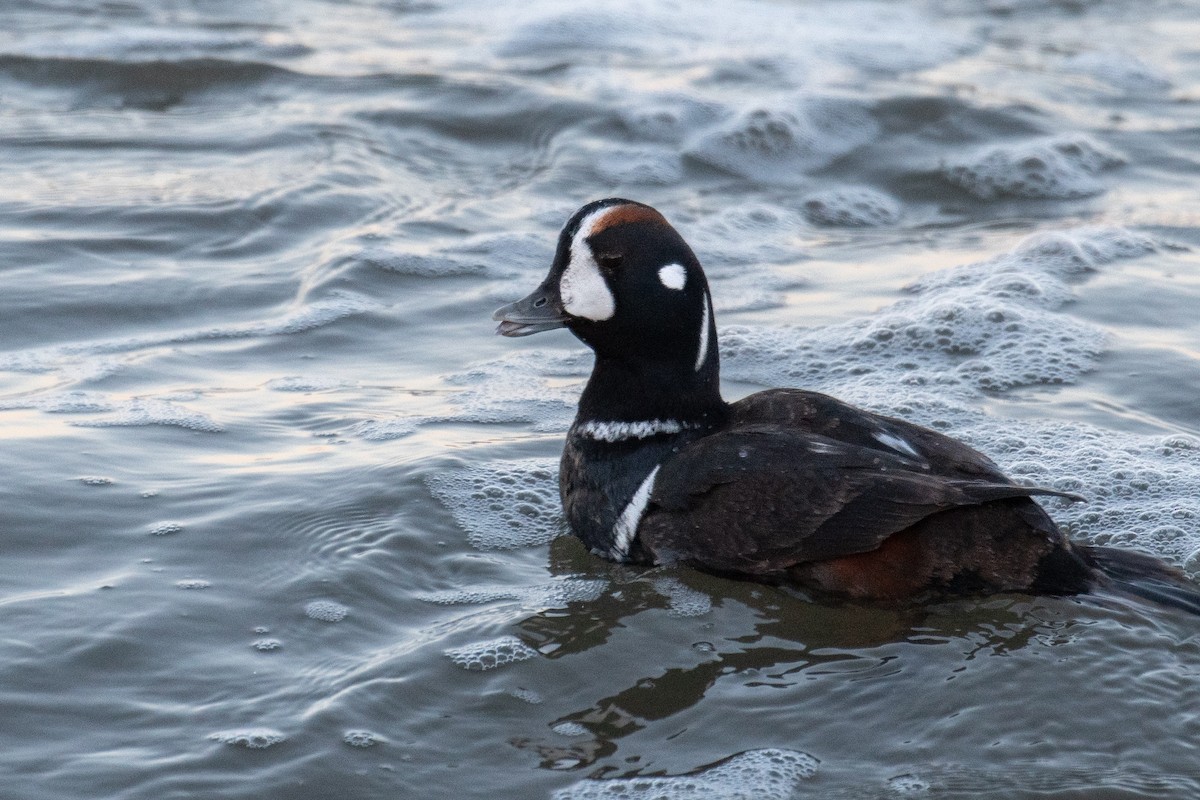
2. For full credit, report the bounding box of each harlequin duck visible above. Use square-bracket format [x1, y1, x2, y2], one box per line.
[493, 198, 1200, 613]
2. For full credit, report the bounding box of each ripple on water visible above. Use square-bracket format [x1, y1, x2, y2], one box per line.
[0, 292, 376, 377]
[264, 498, 406, 582]
[1061, 50, 1172, 95]
[686, 98, 879, 183]
[801, 186, 901, 227]
[594, 146, 683, 186]
[365, 229, 552, 280]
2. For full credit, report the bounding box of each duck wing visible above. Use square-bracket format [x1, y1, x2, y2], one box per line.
[638, 425, 1075, 576]
[727, 388, 1014, 480]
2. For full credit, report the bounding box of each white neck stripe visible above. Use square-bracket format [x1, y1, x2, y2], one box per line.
[610, 465, 660, 561]
[577, 419, 696, 442]
[694, 293, 710, 372]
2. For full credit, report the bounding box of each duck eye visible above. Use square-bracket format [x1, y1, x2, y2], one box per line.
[596, 253, 623, 270]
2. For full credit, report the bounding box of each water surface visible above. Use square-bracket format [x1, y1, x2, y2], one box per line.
[3, 1, 1200, 797]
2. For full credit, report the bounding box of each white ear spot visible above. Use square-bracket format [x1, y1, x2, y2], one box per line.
[657, 263, 687, 291]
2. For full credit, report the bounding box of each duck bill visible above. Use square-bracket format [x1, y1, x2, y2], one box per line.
[493, 284, 569, 337]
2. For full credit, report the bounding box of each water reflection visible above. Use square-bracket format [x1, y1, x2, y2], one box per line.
[509, 535, 1075, 772]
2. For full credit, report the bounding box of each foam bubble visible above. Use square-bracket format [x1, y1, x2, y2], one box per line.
[687, 98, 878, 182]
[714, 226, 1182, 569]
[305, 600, 349, 622]
[149, 522, 184, 536]
[445, 635, 538, 671]
[722, 227, 1152, 394]
[941, 135, 1124, 200]
[176, 579, 210, 590]
[80, 476, 114, 486]
[551, 721, 589, 737]
[960, 418, 1200, 568]
[888, 774, 931, 793]
[71, 398, 223, 432]
[712, 223, 1200, 570]
[723, 295, 1104, 395]
[552, 748, 819, 800]
[440, 351, 581, 432]
[652, 577, 713, 618]
[427, 459, 565, 550]
[418, 578, 607, 608]
[208, 728, 287, 749]
[801, 186, 901, 227]
[908, 227, 1155, 300]
[343, 730, 380, 748]
[509, 687, 544, 704]
[0, 391, 113, 414]
[253, 639, 282, 651]
[350, 418, 421, 441]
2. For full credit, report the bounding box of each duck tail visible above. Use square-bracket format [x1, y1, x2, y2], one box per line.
[1083, 544, 1200, 616]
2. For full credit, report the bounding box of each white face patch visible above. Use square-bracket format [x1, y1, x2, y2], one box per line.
[657, 263, 687, 291]
[610, 464, 660, 561]
[560, 207, 617, 322]
[694, 293, 711, 372]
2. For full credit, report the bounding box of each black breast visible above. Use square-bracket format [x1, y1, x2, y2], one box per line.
[559, 426, 708, 560]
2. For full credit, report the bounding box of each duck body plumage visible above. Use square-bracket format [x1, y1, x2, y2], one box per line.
[495, 198, 1200, 613]
[562, 386, 1092, 599]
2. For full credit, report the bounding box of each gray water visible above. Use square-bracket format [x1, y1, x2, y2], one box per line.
[3, 1, 1200, 797]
